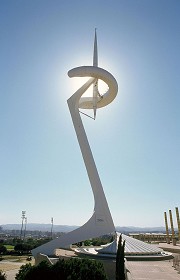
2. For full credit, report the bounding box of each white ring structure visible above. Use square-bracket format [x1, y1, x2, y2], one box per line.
[68, 66, 118, 109]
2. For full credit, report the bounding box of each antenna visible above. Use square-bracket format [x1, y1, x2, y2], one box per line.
[93, 28, 98, 66]
[93, 28, 98, 119]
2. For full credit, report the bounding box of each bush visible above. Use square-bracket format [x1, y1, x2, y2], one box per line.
[0, 270, 6, 280]
[16, 258, 108, 280]
[0, 246, 7, 255]
[15, 264, 32, 280]
[14, 243, 33, 254]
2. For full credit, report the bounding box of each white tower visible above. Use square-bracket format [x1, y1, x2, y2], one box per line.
[32, 31, 118, 257]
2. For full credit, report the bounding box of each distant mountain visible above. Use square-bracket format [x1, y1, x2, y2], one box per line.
[116, 226, 168, 233]
[1, 223, 169, 233]
[1, 223, 78, 232]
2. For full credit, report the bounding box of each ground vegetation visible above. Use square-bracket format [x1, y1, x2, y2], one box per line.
[0, 270, 6, 280]
[116, 234, 125, 280]
[15, 258, 108, 280]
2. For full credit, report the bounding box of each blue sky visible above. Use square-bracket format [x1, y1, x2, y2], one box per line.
[0, 0, 179, 228]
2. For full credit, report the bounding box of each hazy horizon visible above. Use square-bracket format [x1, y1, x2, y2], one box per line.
[1, 222, 167, 228]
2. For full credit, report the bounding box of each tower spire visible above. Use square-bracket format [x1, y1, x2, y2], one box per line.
[93, 28, 98, 66]
[93, 28, 98, 119]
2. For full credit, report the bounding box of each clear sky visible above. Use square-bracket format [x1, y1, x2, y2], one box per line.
[0, 0, 179, 228]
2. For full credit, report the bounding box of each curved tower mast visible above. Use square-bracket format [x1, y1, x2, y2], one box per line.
[32, 31, 117, 257]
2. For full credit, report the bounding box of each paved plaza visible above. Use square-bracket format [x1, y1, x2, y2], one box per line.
[127, 259, 180, 280]
[126, 243, 180, 279]
[6, 269, 19, 280]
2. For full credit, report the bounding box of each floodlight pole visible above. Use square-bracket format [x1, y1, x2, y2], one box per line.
[23, 217, 27, 240]
[51, 217, 54, 239]
[20, 211, 26, 240]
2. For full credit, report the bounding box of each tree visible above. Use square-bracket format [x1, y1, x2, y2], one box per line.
[15, 264, 32, 280]
[16, 258, 108, 280]
[0, 245, 7, 255]
[116, 234, 125, 280]
[14, 243, 33, 254]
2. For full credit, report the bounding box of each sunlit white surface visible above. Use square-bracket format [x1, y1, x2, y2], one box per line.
[75, 232, 172, 260]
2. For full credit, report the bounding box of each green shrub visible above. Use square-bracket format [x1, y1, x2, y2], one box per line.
[0, 245, 7, 255]
[16, 258, 107, 280]
[0, 270, 6, 280]
[15, 264, 32, 280]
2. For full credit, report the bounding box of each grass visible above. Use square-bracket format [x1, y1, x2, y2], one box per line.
[4, 245, 14, 250]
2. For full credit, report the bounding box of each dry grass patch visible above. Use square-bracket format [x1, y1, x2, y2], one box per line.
[0, 262, 22, 271]
[0, 256, 34, 272]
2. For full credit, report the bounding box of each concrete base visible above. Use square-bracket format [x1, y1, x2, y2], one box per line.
[172, 238, 177, 246]
[166, 237, 170, 244]
[34, 253, 53, 266]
